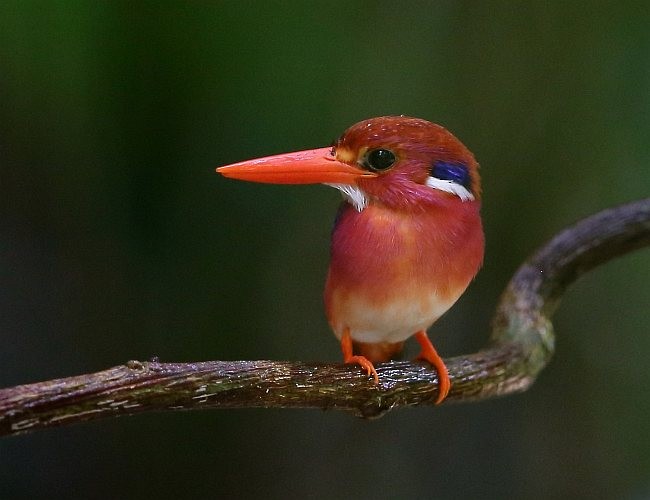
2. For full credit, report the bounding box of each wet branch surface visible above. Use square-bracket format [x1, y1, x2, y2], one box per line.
[1, 198, 649, 436]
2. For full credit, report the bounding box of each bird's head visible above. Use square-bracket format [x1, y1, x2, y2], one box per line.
[217, 116, 480, 211]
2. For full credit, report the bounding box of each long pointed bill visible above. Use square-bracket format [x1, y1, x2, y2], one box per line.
[216, 147, 376, 185]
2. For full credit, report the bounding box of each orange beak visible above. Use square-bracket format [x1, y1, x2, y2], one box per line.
[216, 147, 376, 185]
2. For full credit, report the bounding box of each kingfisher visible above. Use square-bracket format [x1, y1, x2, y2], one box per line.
[216, 116, 484, 403]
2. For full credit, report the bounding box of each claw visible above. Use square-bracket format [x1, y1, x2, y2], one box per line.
[340, 328, 379, 384]
[345, 355, 379, 383]
[414, 330, 450, 404]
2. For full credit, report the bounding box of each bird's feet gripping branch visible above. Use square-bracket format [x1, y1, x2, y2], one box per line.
[216, 116, 484, 405]
[340, 327, 379, 384]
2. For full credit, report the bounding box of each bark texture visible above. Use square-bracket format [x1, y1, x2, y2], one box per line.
[1, 198, 649, 436]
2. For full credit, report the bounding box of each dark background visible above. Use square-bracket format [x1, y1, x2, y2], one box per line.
[1, 2, 649, 498]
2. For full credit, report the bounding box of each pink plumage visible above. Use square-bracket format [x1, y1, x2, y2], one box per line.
[325, 197, 483, 352]
[217, 116, 484, 403]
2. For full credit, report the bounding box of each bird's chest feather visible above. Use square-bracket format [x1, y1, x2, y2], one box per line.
[324, 202, 483, 343]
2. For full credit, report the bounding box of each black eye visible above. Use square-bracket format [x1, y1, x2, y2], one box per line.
[364, 149, 396, 171]
[431, 161, 471, 189]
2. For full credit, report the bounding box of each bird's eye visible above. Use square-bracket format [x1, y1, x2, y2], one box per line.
[431, 161, 471, 189]
[364, 149, 396, 171]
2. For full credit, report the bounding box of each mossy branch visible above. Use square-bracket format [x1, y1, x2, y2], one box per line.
[1, 199, 649, 436]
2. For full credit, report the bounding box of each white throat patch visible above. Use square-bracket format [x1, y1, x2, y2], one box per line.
[325, 184, 368, 211]
[425, 176, 475, 202]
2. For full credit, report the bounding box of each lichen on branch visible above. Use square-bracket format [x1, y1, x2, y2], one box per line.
[1, 198, 649, 437]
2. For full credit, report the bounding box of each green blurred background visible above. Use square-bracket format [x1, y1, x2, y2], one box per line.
[1, 1, 649, 498]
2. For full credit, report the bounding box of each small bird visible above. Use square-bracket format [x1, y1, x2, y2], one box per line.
[216, 116, 484, 403]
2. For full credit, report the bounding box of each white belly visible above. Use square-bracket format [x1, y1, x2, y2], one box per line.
[328, 290, 455, 344]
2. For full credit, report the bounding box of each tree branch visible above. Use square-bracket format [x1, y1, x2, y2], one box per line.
[1, 199, 649, 436]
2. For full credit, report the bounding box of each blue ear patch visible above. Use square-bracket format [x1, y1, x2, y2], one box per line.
[431, 161, 471, 189]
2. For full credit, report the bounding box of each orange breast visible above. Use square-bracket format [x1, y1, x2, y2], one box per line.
[324, 200, 483, 346]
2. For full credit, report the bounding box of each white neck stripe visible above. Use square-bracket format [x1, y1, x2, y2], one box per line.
[326, 177, 473, 211]
[425, 176, 475, 202]
[325, 183, 368, 211]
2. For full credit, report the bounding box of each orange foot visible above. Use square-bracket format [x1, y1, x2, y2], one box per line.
[340, 327, 379, 384]
[414, 330, 450, 404]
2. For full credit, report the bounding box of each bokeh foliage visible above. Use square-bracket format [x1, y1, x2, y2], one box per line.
[1, 1, 649, 498]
